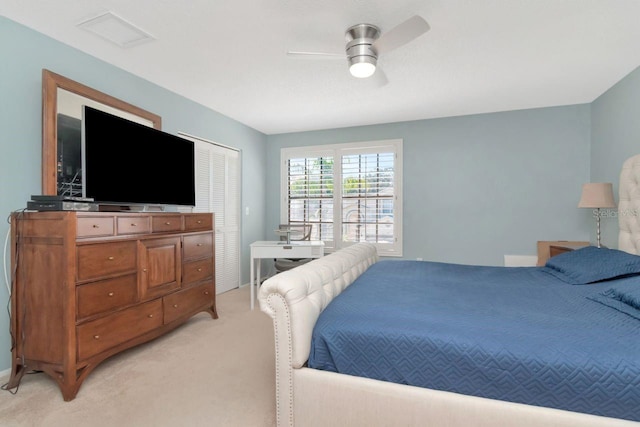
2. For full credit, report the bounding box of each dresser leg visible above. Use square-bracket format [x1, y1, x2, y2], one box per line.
[207, 305, 219, 319]
[44, 365, 90, 401]
[5, 359, 27, 391]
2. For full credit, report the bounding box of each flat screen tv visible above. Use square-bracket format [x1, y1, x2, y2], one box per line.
[81, 106, 196, 207]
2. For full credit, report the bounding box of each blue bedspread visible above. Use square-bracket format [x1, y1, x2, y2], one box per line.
[308, 260, 640, 421]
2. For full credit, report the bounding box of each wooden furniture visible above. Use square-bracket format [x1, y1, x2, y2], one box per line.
[549, 242, 590, 258]
[7, 211, 217, 401]
[536, 240, 589, 266]
[249, 240, 325, 310]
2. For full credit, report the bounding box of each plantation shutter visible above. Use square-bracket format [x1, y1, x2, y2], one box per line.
[341, 151, 396, 245]
[281, 139, 402, 256]
[286, 156, 334, 244]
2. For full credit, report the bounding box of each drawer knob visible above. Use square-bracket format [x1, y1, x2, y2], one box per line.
[197, 243, 202, 247]
[204, 291, 210, 295]
[148, 314, 154, 318]
[197, 268, 202, 272]
[131, 223, 137, 227]
[165, 222, 171, 225]
[197, 220, 202, 224]
[173, 304, 179, 308]
[107, 256, 115, 260]
[143, 268, 148, 272]
[108, 292, 114, 297]
[93, 335, 100, 340]
[92, 224, 100, 228]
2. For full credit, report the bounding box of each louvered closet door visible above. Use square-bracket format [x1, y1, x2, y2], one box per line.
[192, 138, 241, 294]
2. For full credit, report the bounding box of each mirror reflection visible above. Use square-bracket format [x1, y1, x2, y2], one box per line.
[55, 89, 155, 196]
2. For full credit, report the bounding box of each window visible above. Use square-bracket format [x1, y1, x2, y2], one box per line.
[281, 140, 402, 256]
[287, 155, 334, 242]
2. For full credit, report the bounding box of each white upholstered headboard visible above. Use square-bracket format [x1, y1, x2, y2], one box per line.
[618, 154, 640, 254]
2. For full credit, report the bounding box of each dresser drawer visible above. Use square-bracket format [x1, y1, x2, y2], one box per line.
[117, 216, 151, 235]
[163, 282, 214, 324]
[152, 215, 182, 233]
[77, 241, 137, 281]
[183, 233, 213, 261]
[77, 274, 137, 320]
[77, 299, 163, 360]
[183, 258, 213, 285]
[185, 214, 213, 231]
[77, 216, 114, 238]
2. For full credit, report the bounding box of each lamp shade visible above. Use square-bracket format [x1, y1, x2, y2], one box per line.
[578, 183, 616, 208]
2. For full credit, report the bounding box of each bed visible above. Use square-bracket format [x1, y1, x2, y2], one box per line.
[258, 155, 640, 427]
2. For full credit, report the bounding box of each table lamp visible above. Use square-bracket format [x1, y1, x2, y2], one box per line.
[578, 183, 616, 248]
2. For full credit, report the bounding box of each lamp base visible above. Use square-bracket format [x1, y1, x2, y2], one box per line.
[595, 208, 602, 248]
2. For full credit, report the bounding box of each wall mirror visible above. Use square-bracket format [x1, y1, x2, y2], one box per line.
[42, 69, 162, 196]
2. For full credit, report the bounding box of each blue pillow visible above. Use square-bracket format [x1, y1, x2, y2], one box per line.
[587, 281, 640, 320]
[544, 246, 640, 285]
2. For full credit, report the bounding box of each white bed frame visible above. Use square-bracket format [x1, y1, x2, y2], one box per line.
[258, 156, 640, 427]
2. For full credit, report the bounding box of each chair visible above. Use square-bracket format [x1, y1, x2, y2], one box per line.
[274, 224, 313, 274]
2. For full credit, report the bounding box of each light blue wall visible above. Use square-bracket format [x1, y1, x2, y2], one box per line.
[266, 106, 592, 265]
[590, 65, 640, 249]
[0, 17, 267, 372]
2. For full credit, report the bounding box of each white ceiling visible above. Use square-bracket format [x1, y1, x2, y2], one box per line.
[2, 0, 640, 135]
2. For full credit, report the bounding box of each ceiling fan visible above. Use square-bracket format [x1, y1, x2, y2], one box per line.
[287, 15, 430, 80]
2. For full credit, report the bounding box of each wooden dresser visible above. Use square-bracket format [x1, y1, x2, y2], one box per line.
[7, 211, 217, 401]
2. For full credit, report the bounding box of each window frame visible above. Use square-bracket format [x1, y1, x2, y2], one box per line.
[281, 139, 403, 257]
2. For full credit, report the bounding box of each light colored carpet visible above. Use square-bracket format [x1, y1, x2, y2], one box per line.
[0, 286, 277, 427]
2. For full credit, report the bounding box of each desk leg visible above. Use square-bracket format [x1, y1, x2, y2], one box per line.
[250, 256, 255, 310]
[256, 259, 261, 308]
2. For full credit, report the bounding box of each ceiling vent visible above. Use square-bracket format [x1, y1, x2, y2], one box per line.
[77, 12, 155, 48]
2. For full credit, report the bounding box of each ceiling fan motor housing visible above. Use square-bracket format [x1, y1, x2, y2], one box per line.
[345, 23, 380, 57]
[345, 23, 380, 74]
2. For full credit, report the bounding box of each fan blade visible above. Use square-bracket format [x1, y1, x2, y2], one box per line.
[372, 67, 389, 87]
[287, 51, 345, 59]
[372, 15, 430, 54]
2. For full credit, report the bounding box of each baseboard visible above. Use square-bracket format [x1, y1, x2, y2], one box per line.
[239, 281, 265, 288]
[0, 367, 11, 381]
[240, 274, 272, 288]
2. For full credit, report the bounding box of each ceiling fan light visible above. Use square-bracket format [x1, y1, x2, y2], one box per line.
[349, 56, 376, 78]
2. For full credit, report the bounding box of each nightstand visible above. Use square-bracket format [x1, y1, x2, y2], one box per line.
[549, 242, 591, 258]
[537, 240, 590, 265]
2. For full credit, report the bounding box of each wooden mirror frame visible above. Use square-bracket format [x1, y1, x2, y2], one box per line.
[41, 69, 162, 195]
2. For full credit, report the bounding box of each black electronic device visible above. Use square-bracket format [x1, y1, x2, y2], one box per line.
[27, 200, 98, 211]
[81, 106, 196, 208]
[31, 194, 95, 203]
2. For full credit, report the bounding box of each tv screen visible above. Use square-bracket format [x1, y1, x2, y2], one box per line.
[82, 106, 196, 207]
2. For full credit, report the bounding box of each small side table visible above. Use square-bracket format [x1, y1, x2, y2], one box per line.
[549, 242, 591, 258]
[537, 240, 589, 265]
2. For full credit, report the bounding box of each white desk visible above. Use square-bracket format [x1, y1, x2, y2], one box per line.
[249, 240, 325, 309]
